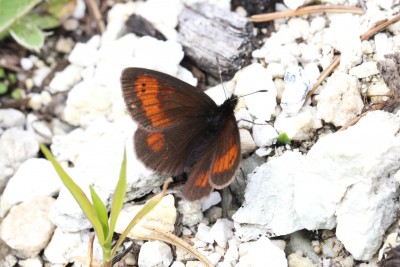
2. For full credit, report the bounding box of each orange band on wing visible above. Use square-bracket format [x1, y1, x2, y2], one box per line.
[194, 170, 210, 188]
[213, 137, 238, 174]
[134, 76, 172, 128]
[146, 132, 165, 152]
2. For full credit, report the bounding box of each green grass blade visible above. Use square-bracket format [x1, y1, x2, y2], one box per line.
[39, 143, 105, 244]
[107, 150, 127, 243]
[89, 186, 109, 241]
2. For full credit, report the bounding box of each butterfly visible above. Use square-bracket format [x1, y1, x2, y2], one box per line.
[121, 68, 241, 201]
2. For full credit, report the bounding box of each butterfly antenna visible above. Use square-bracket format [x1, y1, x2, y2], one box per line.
[216, 57, 228, 100]
[233, 90, 268, 101]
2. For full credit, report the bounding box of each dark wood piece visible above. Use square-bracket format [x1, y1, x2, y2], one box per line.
[178, 3, 256, 79]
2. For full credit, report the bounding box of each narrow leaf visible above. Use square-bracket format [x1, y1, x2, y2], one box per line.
[9, 21, 44, 51]
[39, 143, 105, 244]
[24, 13, 60, 29]
[89, 186, 109, 241]
[107, 150, 127, 243]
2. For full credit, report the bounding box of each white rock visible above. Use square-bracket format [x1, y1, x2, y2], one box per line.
[72, 0, 86, 19]
[49, 65, 83, 93]
[266, 62, 285, 78]
[26, 114, 53, 144]
[133, 36, 184, 76]
[375, 33, 392, 60]
[195, 223, 214, 244]
[0, 196, 55, 258]
[115, 195, 176, 238]
[233, 151, 304, 241]
[210, 219, 234, 248]
[310, 16, 326, 33]
[299, 43, 321, 63]
[367, 80, 391, 103]
[235, 63, 277, 121]
[0, 128, 38, 171]
[55, 37, 74, 53]
[240, 129, 257, 154]
[236, 108, 253, 130]
[236, 237, 287, 267]
[316, 71, 363, 127]
[349, 62, 379, 78]
[32, 67, 51, 87]
[281, 66, 312, 116]
[18, 256, 42, 267]
[178, 200, 204, 227]
[20, 58, 33, 70]
[68, 35, 101, 67]
[255, 147, 272, 157]
[205, 81, 235, 106]
[325, 14, 362, 70]
[138, 241, 173, 267]
[201, 191, 221, 212]
[1, 158, 61, 216]
[274, 106, 322, 140]
[378, 232, 399, 260]
[44, 228, 102, 264]
[171, 261, 185, 267]
[296, 111, 400, 260]
[303, 62, 320, 84]
[136, 0, 183, 39]
[223, 238, 239, 265]
[288, 251, 316, 267]
[207, 252, 222, 266]
[0, 109, 25, 129]
[252, 121, 278, 147]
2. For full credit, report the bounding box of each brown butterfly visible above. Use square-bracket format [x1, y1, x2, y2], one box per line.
[121, 68, 240, 201]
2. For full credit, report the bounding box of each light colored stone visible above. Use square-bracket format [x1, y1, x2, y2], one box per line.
[349, 62, 379, 78]
[240, 129, 257, 154]
[0, 109, 25, 129]
[210, 219, 234, 248]
[236, 237, 287, 267]
[375, 33, 392, 60]
[281, 66, 312, 116]
[236, 108, 253, 130]
[252, 121, 278, 147]
[138, 241, 173, 267]
[274, 106, 322, 140]
[195, 223, 214, 244]
[288, 251, 316, 267]
[316, 71, 363, 127]
[235, 63, 277, 121]
[201, 191, 221, 212]
[1, 158, 61, 216]
[18, 256, 42, 267]
[178, 199, 203, 227]
[233, 151, 304, 240]
[68, 35, 101, 66]
[49, 64, 83, 93]
[44, 228, 102, 264]
[0, 196, 55, 258]
[115, 195, 176, 238]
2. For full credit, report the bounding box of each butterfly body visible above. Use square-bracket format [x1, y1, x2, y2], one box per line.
[121, 68, 241, 201]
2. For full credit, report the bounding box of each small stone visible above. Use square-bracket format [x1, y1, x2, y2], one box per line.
[349, 62, 379, 78]
[375, 33, 392, 60]
[207, 252, 222, 265]
[55, 37, 75, 54]
[186, 261, 204, 267]
[266, 62, 285, 78]
[235, 63, 277, 121]
[0, 196, 56, 258]
[367, 80, 391, 103]
[236, 108, 253, 130]
[115, 195, 176, 238]
[138, 241, 173, 267]
[0, 109, 25, 129]
[44, 228, 102, 264]
[1, 158, 61, 216]
[223, 238, 239, 265]
[281, 66, 312, 116]
[195, 223, 214, 244]
[239, 129, 257, 154]
[62, 18, 79, 31]
[210, 219, 234, 248]
[255, 147, 272, 157]
[49, 65, 83, 93]
[72, 0, 86, 19]
[171, 261, 185, 267]
[32, 67, 51, 87]
[236, 237, 287, 267]
[178, 199, 203, 227]
[316, 71, 363, 127]
[252, 121, 278, 147]
[68, 35, 101, 67]
[18, 256, 43, 267]
[288, 251, 316, 267]
[201, 191, 221, 212]
[20, 58, 33, 71]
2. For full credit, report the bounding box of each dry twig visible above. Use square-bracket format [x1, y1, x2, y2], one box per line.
[251, 5, 364, 23]
[85, 0, 106, 33]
